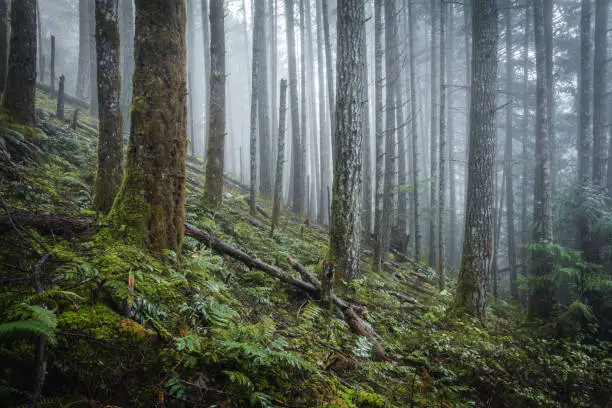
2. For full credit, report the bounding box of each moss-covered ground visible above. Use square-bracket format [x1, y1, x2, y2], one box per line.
[0, 92, 610, 407]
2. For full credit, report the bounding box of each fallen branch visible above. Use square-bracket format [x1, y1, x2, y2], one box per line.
[287, 257, 321, 288]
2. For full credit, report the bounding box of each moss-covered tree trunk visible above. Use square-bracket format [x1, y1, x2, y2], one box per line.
[272, 79, 288, 232]
[453, 0, 498, 320]
[256, 0, 272, 195]
[119, 0, 135, 136]
[93, 0, 123, 214]
[110, 0, 188, 253]
[204, 0, 226, 208]
[593, 0, 607, 189]
[0, 0, 8, 95]
[329, 0, 365, 286]
[2, 0, 37, 126]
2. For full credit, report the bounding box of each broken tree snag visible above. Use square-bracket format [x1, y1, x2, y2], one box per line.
[0, 213, 95, 236]
[321, 261, 334, 311]
[72, 108, 79, 130]
[56, 74, 65, 121]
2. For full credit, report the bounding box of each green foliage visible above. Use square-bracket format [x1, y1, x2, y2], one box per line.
[0, 303, 58, 345]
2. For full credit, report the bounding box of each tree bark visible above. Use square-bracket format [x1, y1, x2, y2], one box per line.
[529, 0, 554, 319]
[257, 0, 273, 195]
[56, 74, 65, 121]
[382, 0, 398, 265]
[249, 1, 260, 217]
[93, 0, 123, 214]
[272, 79, 288, 232]
[2, 0, 37, 126]
[593, 0, 607, 189]
[521, 4, 530, 279]
[77, 0, 90, 99]
[201, 0, 210, 157]
[316, 0, 330, 225]
[504, 5, 518, 300]
[50, 35, 55, 98]
[110, 0, 188, 253]
[0, 0, 10, 94]
[329, 0, 365, 285]
[286, 0, 305, 214]
[204, 0, 226, 208]
[428, 0, 438, 269]
[438, 0, 446, 290]
[447, 2, 457, 269]
[453, 0, 497, 320]
[372, 0, 385, 272]
[88, 0, 98, 116]
[119, 0, 134, 136]
[407, 0, 420, 261]
[361, 23, 372, 241]
[322, 0, 335, 161]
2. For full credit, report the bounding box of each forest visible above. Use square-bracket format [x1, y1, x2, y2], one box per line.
[0, 0, 611, 406]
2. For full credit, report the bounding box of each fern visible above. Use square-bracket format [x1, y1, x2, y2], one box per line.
[0, 303, 58, 344]
[224, 370, 254, 391]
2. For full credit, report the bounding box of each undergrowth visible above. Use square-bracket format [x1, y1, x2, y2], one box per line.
[0, 92, 610, 407]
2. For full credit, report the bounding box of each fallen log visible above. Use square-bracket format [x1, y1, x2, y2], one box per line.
[184, 223, 381, 358]
[0, 212, 95, 236]
[287, 257, 321, 288]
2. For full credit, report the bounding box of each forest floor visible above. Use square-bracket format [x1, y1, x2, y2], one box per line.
[0, 92, 611, 408]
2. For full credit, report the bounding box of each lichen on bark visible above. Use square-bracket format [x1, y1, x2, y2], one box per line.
[110, 0, 188, 254]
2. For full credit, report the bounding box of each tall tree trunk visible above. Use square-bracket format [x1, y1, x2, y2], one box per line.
[89, 0, 98, 116]
[407, 0, 420, 260]
[577, 0, 592, 255]
[204, 0, 226, 208]
[544, 0, 555, 194]
[530, 0, 554, 319]
[286, 0, 305, 214]
[0, 0, 9, 95]
[521, 4, 530, 278]
[2, 0, 37, 126]
[438, 0, 446, 290]
[305, 0, 319, 221]
[382, 0, 397, 262]
[93, 0, 123, 214]
[272, 79, 288, 232]
[187, 0, 197, 156]
[373, 0, 385, 271]
[110, 0, 188, 254]
[447, 2, 457, 269]
[119, 0, 134, 136]
[322, 0, 335, 160]
[37, 1, 45, 85]
[504, 5, 518, 299]
[316, 0, 330, 225]
[201, 0, 210, 157]
[329, 0, 365, 287]
[269, 0, 278, 157]
[428, 0, 439, 268]
[77, 0, 90, 99]
[593, 0, 607, 189]
[249, 0, 260, 216]
[395, 3, 408, 254]
[299, 0, 309, 211]
[257, 0, 272, 195]
[453, 0, 497, 320]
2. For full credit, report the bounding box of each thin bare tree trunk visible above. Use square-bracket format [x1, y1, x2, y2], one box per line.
[204, 0, 226, 208]
[428, 0, 438, 269]
[504, 5, 517, 299]
[272, 79, 288, 233]
[438, 0, 446, 290]
[407, 0, 420, 260]
[530, 0, 554, 319]
[593, 0, 607, 189]
[373, 0, 385, 271]
[316, 0, 330, 225]
[77, 0, 90, 99]
[257, 0, 272, 194]
[322, 0, 335, 160]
